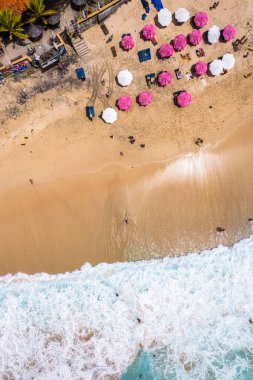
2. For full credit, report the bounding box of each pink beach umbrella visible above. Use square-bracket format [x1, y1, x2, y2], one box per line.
[194, 12, 208, 28]
[223, 24, 236, 41]
[158, 71, 172, 86]
[121, 35, 134, 51]
[158, 43, 174, 58]
[117, 96, 132, 111]
[189, 29, 202, 46]
[173, 34, 187, 51]
[195, 61, 207, 76]
[138, 91, 152, 106]
[142, 24, 155, 40]
[177, 91, 192, 107]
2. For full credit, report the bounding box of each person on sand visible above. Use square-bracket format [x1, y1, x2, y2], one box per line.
[249, 318, 253, 324]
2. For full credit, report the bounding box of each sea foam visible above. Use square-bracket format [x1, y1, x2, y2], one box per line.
[0, 237, 253, 379]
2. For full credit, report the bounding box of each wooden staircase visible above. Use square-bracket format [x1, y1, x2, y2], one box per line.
[72, 38, 90, 61]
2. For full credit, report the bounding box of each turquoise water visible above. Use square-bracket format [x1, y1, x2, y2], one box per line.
[119, 349, 253, 380]
[0, 237, 252, 379]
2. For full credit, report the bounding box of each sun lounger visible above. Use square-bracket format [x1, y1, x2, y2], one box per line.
[141, 0, 150, 13]
[86, 106, 95, 120]
[75, 67, 86, 80]
[111, 46, 117, 57]
[100, 23, 109, 35]
[138, 48, 151, 62]
[145, 73, 156, 86]
[152, 0, 163, 12]
[174, 68, 182, 80]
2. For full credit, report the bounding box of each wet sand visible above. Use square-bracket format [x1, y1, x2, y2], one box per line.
[0, 0, 253, 274]
[0, 115, 253, 275]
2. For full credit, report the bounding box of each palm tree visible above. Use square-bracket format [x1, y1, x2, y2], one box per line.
[26, 0, 57, 25]
[0, 8, 27, 40]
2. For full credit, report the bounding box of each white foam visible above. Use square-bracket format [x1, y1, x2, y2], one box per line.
[0, 237, 253, 379]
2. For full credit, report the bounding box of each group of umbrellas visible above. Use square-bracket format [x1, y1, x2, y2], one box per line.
[120, 8, 236, 53]
[102, 8, 237, 123]
[101, 68, 191, 123]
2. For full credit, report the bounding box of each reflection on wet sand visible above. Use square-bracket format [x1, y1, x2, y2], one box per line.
[0, 116, 253, 275]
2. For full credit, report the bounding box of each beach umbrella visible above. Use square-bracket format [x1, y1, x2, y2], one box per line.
[222, 53, 235, 70]
[102, 108, 117, 124]
[175, 8, 190, 23]
[157, 71, 172, 86]
[195, 61, 208, 76]
[208, 25, 220, 44]
[158, 8, 172, 27]
[117, 70, 133, 86]
[223, 24, 236, 41]
[27, 24, 43, 41]
[194, 12, 208, 28]
[177, 91, 192, 107]
[138, 91, 152, 106]
[209, 59, 224, 76]
[47, 13, 61, 27]
[142, 24, 155, 40]
[158, 43, 174, 58]
[121, 35, 134, 51]
[117, 96, 132, 111]
[173, 34, 187, 51]
[189, 29, 202, 46]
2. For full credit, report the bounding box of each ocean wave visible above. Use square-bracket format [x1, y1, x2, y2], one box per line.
[0, 237, 253, 379]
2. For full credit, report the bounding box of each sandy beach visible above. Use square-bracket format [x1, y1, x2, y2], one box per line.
[0, 0, 253, 275]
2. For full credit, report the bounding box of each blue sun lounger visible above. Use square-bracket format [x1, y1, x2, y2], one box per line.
[86, 106, 95, 120]
[151, 0, 163, 11]
[141, 0, 150, 13]
[75, 67, 86, 81]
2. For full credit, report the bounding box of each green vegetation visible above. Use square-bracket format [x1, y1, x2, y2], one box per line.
[26, 0, 56, 25]
[0, 8, 27, 40]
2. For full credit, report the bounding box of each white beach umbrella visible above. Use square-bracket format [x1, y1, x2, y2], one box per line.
[175, 8, 190, 23]
[158, 8, 172, 27]
[209, 59, 224, 76]
[102, 107, 117, 124]
[222, 53, 235, 70]
[117, 70, 133, 87]
[208, 25, 220, 44]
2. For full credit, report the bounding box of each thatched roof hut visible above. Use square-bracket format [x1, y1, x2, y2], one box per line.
[27, 24, 43, 41]
[47, 12, 61, 28]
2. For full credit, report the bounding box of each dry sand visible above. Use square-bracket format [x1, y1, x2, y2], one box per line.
[0, 0, 253, 275]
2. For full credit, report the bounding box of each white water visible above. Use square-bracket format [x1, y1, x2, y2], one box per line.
[0, 237, 253, 379]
